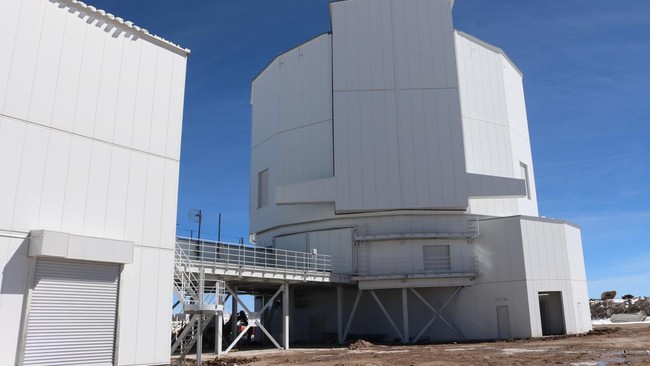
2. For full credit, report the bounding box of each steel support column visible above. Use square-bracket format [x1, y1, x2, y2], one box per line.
[230, 286, 237, 339]
[402, 288, 409, 344]
[342, 289, 363, 342]
[216, 312, 223, 355]
[337, 286, 344, 344]
[282, 282, 290, 350]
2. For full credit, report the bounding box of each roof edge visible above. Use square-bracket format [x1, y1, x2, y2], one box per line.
[251, 32, 332, 105]
[252, 32, 332, 85]
[479, 215, 581, 230]
[455, 30, 522, 77]
[61, 0, 190, 56]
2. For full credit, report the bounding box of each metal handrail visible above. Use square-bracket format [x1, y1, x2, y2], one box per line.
[357, 255, 478, 277]
[174, 244, 226, 308]
[175, 237, 342, 276]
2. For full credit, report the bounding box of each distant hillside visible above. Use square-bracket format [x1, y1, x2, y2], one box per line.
[590, 296, 650, 319]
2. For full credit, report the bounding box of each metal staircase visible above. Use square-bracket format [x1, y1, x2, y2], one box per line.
[172, 244, 225, 360]
[172, 238, 347, 361]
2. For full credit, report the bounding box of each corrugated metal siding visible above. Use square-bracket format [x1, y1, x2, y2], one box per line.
[23, 258, 120, 366]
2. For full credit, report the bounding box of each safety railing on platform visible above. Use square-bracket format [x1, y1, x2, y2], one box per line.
[176, 237, 346, 277]
[356, 255, 478, 277]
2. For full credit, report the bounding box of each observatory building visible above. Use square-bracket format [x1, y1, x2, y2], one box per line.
[250, 0, 591, 342]
[0, 0, 187, 364]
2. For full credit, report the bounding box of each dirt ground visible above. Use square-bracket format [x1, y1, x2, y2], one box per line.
[180, 323, 650, 366]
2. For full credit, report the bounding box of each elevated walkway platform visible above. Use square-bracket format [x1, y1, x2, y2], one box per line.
[176, 237, 351, 284]
[172, 238, 478, 362]
[172, 238, 352, 362]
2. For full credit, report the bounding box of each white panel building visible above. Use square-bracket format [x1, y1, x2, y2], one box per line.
[251, 0, 591, 343]
[0, 0, 188, 364]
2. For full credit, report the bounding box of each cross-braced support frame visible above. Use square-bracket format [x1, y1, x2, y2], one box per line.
[340, 286, 465, 344]
[411, 286, 465, 343]
[216, 283, 290, 355]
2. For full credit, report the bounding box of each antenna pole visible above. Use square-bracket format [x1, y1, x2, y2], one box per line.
[198, 209, 202, 240]
[217, 213, 222, 243]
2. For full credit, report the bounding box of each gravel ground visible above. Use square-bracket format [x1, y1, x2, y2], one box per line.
[176, 323, 650, 366]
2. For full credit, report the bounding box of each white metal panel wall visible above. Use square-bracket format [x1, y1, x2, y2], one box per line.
[23, 258, 120, 366]
[502, 59, 539, 216]
[307, 228, 354, 273]
[455, 32, 539, 217]
[252, 34, 332, 147]
[331, 0, 468, 212]
[0, 0, 186, 246]
[0, 0, 187, 160]
[358, 239, 470, 276]
[458, 217, 532, 338]
[274, 233, 307, 252]
[0, 1, 187, 365]
[0, 118, 177, 250]
[113, 246, 175, 365]
[455, 34, 513, 178]
[250, 34, 333, 233]
[0, 236, 31, 363]
[332, 91, 401, 210]
[519, 219, 591, 336]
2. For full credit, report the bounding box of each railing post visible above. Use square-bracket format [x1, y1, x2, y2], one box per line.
[197, 269, 204, 365]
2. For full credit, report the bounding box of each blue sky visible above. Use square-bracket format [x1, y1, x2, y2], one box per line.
[93, 0, 649, 298]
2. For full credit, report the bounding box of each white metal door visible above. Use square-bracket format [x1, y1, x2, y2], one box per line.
[497, 305, 511, 339]
[23, 258, 120, 366]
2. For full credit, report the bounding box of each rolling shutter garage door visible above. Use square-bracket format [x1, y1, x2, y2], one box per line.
[23, 258, 120, 366]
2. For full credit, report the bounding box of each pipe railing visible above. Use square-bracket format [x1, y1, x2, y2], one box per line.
[357, 255, 478, 277]
[175, 237, 346, 276]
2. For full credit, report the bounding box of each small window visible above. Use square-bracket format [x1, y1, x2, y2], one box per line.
[520, 162, 531, 200]
[258, 169, 269, 208]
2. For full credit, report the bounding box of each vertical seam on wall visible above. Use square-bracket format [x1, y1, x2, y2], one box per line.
[34, 130, 52, 231]
[120, 152, 133, 240]
[140, 155, 151, 245]
[146, 48, 160, 151]
[133, 248, 144, 360]
[71, 21, 89, 134]
[26, 2, 48, 119]
[48, 9, 69, 128]
[389, 0, 403, 207]
[110, 33, 126, 144]
[159, 160, 168, 248]
[105, 34, 127, 238]
[37, 9, 70, 231]
[81, 140, 96, 233]
[57, 134, 73, 231]
[102, 146, 115, 238]
[90, 24, 108, 138]
[330, 29, 335, 178]
[0, 0, 24, 112]
[9, 124, 30, 230]
[164, 53, 175, 158]
[128, 41, 144, 148]
[151, 249, 161, 358]
[3, 0, 27, 230]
